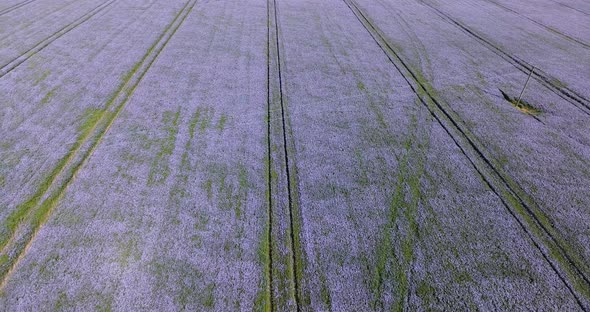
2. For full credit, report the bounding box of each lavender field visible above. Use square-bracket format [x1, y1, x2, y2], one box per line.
[0, 0, 589, 310]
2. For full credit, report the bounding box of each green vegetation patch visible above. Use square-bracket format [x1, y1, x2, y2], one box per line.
[40, 87, 59, 105]
[147, 109, 181, 185]
[33, 70, 51, 87]
[217, 113, 227, 132]
[254, 222, 272, 312]
[370, 115, 430, 311]
[203, 162, 250, 219]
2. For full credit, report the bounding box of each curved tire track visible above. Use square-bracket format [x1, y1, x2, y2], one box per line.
[342, 0, 590, 309]
[0, 0, 199, 289]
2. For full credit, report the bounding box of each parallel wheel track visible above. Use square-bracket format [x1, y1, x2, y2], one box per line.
[0, 0, 118, 79]
[267, 0, 302, 309]
[0, 0, 199, 289]
[342, 0, 590, 309]
[478, 0, 590, 49]
[547, 0, 590, 16]
[417, 0, 590, 116]
[266, 0, 275, 309]
[0, 0, 37, 17]
[0, 0, 88, 44]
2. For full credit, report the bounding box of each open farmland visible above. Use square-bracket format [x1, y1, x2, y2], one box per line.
[0, 0, 589, 310]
